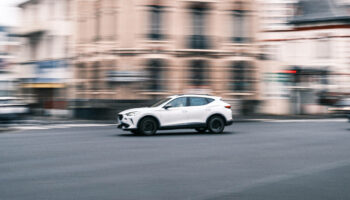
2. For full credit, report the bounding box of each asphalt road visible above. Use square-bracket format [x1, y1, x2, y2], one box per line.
[1, 120, 350, 200]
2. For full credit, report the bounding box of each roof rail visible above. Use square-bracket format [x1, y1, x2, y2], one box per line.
[176, 94, 212, 96]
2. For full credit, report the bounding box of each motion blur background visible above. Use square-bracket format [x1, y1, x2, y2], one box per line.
[1, 0, 350, 120]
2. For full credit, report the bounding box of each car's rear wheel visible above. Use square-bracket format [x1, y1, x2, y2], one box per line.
[195, 128, 207, 133]
[208, 116, 225, 133]
[138, 117, 158, 136]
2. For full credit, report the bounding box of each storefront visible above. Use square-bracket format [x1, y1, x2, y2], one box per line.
[20, 60, 69, 116]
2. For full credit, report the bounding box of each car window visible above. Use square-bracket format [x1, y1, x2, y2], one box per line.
[151, 98, 171, 107]
[206, 98, 215, 103]
[166, 97, 187, 108]
[189, 97, 209, 106]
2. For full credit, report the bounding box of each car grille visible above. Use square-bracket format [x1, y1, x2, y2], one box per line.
[118, 114, 123, 120]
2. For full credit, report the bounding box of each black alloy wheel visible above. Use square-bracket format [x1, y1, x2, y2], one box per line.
[139, 118, 158, 135]
[208, 116, 225, 133]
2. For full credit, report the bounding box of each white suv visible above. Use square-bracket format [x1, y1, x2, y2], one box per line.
[116, 95, 233, 135]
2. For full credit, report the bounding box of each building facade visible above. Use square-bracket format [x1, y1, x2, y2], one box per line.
[257, 0, 297, 115]
[73, 0, 261, 119]
[259, 0, 350, 115]
[0, 26, 21, 98]
[17, 0, 74, 116]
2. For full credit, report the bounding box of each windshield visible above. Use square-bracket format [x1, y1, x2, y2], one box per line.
[150, 98, 171, 107]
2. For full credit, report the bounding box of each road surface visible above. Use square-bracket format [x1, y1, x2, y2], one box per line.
[1, 119, 350, 200]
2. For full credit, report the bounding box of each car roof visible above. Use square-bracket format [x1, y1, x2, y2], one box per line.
[168, 94, 219, 99]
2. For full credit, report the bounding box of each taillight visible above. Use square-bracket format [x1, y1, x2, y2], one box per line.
[225, 105, 231, 109]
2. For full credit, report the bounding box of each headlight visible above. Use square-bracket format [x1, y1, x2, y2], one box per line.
[126, 111, 138, 117]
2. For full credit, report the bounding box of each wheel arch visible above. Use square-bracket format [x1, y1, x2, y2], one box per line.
[137, 115, 161, 129]
[206, 113, 227, 125]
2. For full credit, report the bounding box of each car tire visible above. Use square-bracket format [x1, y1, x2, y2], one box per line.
[207, 116, 225, 133]
[195, 128, 207, 133]
[138, 117, 158, 136]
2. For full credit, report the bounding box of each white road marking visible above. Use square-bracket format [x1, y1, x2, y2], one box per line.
[64, 124, 115, 127]
[13, 123, 115, 131]
[264, 119, 347, 123]
[17, 126, 50, 130]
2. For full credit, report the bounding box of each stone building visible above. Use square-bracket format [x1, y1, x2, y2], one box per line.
[259, 0, 350, 115]
[73, 0, 260, 119]
[16, 0, 74, 116]
[0, 26, 21, 98]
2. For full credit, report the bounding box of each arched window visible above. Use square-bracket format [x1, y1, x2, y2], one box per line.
[190, 60, 208, 87]
[232, 2, 250, 43]
[189, 4, 209, 49]
[148, 5, 163, 40]
[148, 60, 164, 91]
[231, 61, 254, 91]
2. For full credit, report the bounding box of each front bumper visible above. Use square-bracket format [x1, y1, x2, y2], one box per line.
[116, 114, 137, 130]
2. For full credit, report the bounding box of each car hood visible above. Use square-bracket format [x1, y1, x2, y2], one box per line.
[119, 107, 157, 114]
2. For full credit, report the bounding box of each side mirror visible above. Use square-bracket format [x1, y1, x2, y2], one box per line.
[164, 105, 172, 110]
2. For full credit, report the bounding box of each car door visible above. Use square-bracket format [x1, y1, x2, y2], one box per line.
[158, 97, 189, 127]
[186, 97, 211, 124]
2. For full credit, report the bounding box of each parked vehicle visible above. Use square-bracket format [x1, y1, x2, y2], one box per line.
[0, 97, 28, 124]
[116, 94, 233, 135]
[328, 98, 350, 122]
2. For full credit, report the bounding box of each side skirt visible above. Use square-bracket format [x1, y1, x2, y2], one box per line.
[159, 123, 207, 130]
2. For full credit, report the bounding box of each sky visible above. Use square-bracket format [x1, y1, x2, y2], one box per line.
[0, 0, 26, 27]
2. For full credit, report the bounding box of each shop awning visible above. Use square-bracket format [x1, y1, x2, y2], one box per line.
[22, 83, 65, 89]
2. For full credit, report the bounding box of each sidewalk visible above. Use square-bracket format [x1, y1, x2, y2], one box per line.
[234, 114, 347, 122]
[0, 116, 116, 132]
[15, 114, 348, 125]
[6, 116, 116, 126]
[1, 114, 348, 132]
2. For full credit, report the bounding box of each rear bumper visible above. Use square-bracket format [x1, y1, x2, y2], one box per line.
[226, 120, 233, 126]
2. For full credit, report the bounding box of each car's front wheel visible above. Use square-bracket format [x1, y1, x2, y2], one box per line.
[138, 117, 158, 136]
[207, 116, 225, 133]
